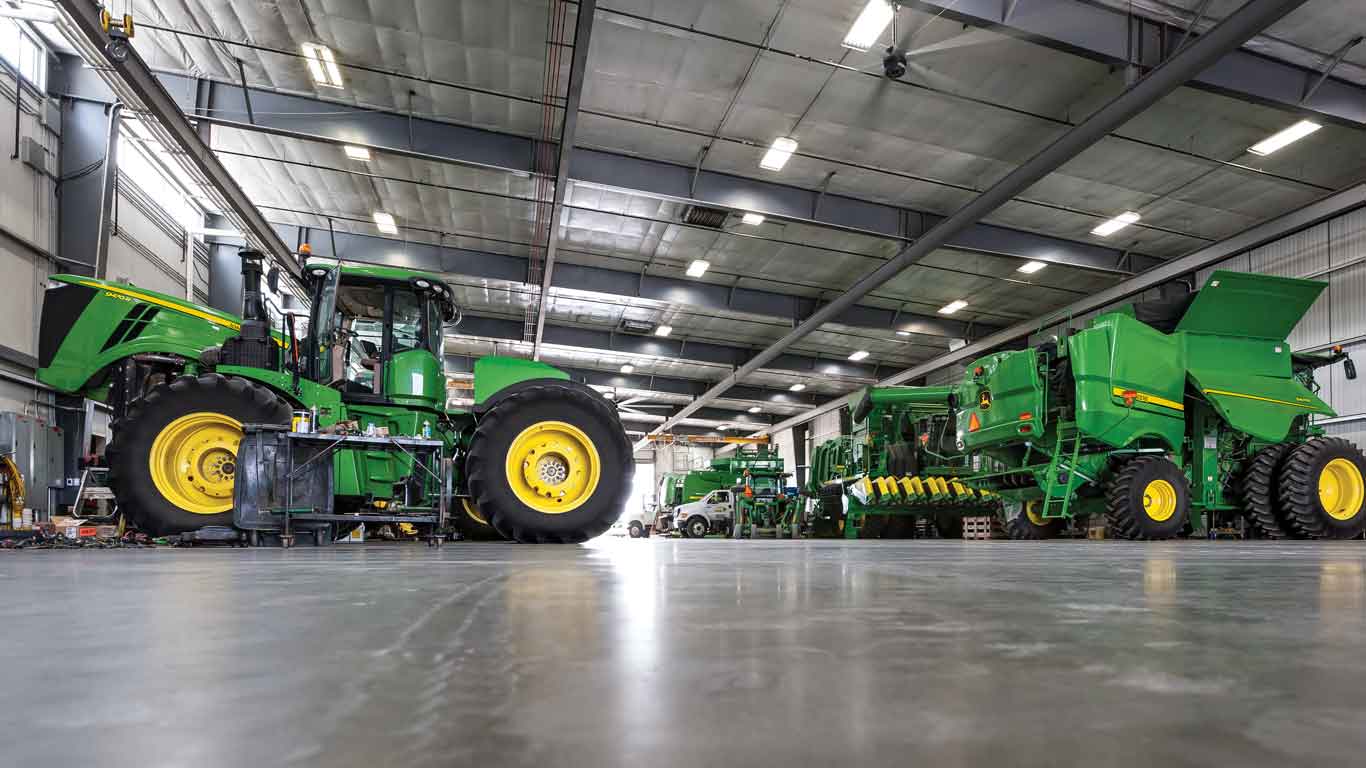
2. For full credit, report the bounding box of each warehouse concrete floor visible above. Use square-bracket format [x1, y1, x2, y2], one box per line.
[5, 540, 1366, 767]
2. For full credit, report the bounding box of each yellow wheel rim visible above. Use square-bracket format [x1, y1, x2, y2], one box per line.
[503, 421, 601, 514]
[1024, 500, 1047, 526]
[1142, 479, 1178, 522]
[148, 412, 243, 515]
[1319, 458, 1365, 522]
[462, 498, 490, 526]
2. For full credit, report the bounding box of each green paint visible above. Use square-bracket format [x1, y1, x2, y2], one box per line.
[472, 356, 567, 404]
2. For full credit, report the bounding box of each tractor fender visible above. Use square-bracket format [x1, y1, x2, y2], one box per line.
[472, 377, 610, 416]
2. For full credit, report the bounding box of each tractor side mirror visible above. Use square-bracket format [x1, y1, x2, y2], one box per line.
[1345, 357, 1357, 381]
[267, 267, 280, 294]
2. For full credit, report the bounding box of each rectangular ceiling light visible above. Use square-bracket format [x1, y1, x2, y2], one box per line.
[686, 259, 710, 278]
[848, 350, 870, 362]
[842, 0, 894, 52]
[789, 383, 806, 392]
[1091, 211, 1141, 237]
[620, 364, 635, 374]
[895, 330, 912, 337]
[373, 211, 398, 235]
[343, 145, 371, 161]
[741, 212, 766, 226]
[747, 406, 762, 414]
[301, 43, 344, 88]
[938, 299, 968, 315]
[1017, 260, 1047, 274]
[1247, 120, 1322, 156]
[759, 137, 798, 171]
[654, 325, 673, 337]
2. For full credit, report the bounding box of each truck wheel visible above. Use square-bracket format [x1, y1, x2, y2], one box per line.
[1007, 500, 1060, 540]
[686, 516, 709, 539]
[1237, 444, 1294, 539]
[1105, 456, 1189, 540]
[108, 373, 290, 535]
[628, 521, 644, 538]
[1278, 438, 1366, 539]
[467, 382, 631, 543]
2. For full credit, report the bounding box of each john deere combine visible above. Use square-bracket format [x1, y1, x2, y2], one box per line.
[36, 250, 631, 543]
[810, 270, 1364, 540]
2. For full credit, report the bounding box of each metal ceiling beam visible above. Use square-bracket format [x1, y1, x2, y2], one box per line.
[154, 74, 1154, 275]
[279, 223, 993, 341]
[908, 0, 1366, 129]
[638, 0, 1312, 450]
[533, 0, 596, 360]
[757, 179, 1366, 440]
[53, 3, 300, 281]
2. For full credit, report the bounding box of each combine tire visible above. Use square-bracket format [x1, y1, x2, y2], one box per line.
[1007, 500, 1060, 540]
[1237, 444, 1294, 539]
[686, 516, 709, 539]
[467, 382, 631, 543]
[1105, 456, 1189, 540]
[109, 374, 290, 535]
[1277, 437, 1366, 539]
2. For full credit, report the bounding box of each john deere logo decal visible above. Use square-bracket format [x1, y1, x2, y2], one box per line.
[979, 390, 992, 410]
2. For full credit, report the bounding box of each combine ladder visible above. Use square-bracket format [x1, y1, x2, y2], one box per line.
[1040, 425, 1083, 521]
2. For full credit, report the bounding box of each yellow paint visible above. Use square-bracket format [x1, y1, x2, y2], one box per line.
[900, 477, 924, 497]
[1202, 388, 1323, 411]
[1142, 478, 1178, 522]
[1319, 458, 1364, 522]
[503, 421, 601, 514]
[148, 411, 243, 515]
[1111, 386, 1185, 411]
[1024, 499, 1046, 526]
[462, 498, 489, 526]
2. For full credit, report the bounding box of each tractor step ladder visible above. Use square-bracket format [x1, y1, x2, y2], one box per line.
[1041, 424, 1082, 520]
[73, 467, 118, 521]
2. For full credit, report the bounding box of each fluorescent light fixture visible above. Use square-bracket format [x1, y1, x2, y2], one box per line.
[686, 259, 710, 278]
[741, 212, 766, 226]
[1247, 120, 1321, 156]
[939, 299, 968, 315]
[895, 330, 912, 337]
[1091, 211, 1141, 237]
[848, 350, 870, 362]
[747, 406, 762, 414]
[655, 325, 673, 337]
[789, 383, 806, 392]
[620, 364, 635, 374]
[759, 137, 798, 171]
[343, 145, 371, 161]
[842, 0, 895, 52]
[301, 43, 344, 88]
[602, 391, 616, 400]
[1017, 260, 1047, 274]
[373, 211, 398, 235]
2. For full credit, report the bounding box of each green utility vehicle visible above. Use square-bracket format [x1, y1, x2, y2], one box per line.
[36, 250, 631, 542]
[812, 270, 1365, 540]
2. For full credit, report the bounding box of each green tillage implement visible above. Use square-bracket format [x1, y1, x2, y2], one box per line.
[810, 270, 1365, 541]
[36, 250, 632, 543]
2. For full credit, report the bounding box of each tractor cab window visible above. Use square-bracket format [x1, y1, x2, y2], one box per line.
[332, 284, 387, 394]
[310, 271, 448, 394]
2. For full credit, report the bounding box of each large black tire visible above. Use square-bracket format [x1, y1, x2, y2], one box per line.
[108, 374, 290, 535]
[1277, 437, 1366, 539]
[1237, 443, 1294, 539]
[627, 521, 644, 538]
[466, 382, 631, 543]
[1007, 500, 1060, 540]
[1105, 456, 1189, 540]
[685, 516, 709, 539]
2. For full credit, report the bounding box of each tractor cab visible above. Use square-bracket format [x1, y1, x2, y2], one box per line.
[301, 262, 456, 409]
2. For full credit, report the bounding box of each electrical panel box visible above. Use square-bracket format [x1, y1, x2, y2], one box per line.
[19, 136, 46, 174]
[0, 411, 65, 518]
[41, 98, 61, 134]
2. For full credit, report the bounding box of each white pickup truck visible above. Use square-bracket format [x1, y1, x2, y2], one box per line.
[672, 489, 735, 538]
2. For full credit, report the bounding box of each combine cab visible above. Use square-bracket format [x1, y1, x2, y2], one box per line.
[810, 271, 1364, 540]
[37, 251, 632, 542]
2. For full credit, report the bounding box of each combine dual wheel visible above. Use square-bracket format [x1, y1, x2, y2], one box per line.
[1105, 456, 1189, 540]
[1007, 500, 1061, 540]
[1278, 437, 1366, 539]
[466, 382, 631, 543]
[109, 374, 290, 535]
[1237, 444, 1294, 538]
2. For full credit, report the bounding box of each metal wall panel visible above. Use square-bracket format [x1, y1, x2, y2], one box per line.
[1328, 339, 1366, 417]
[1248, 223, 1332, 350]
[1196, 252, 1250, 286]
[1328, 253, 1366, 343]
[1330, 207, 1366, 271]
[1325, 421, 1366, 448]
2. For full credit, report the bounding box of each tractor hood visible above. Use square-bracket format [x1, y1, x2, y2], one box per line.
[1175, 270, 1326, 340]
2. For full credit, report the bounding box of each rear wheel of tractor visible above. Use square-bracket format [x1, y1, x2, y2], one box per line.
[109, 373, 290, 535]
[1237, 443, 1294, 539]
[1007, 499, 1060, 540]
[1105, 456, 1189, 540]
[457, 499, 506, 541]
[1277, 437, 1366, 540]
[686, 516, 709, 539]
[467, 383, 631, 543]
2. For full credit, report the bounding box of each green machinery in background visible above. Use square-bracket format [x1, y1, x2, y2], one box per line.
[36, 250, 631, 543]
[660, 446, 798, 537]
[809, 270, 1365, 540]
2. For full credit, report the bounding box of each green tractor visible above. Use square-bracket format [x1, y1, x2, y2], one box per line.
[36, 250, 632, 543]
[812, 270, 1365, 540]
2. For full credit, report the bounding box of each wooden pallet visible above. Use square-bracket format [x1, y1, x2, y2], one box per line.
[1086, 523, 1108, 540]
[962, 515, 1005, 540]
